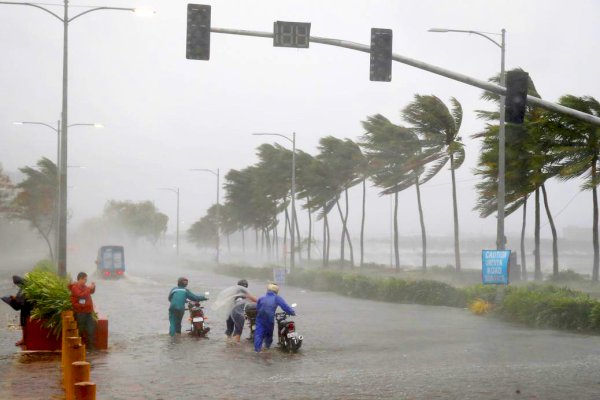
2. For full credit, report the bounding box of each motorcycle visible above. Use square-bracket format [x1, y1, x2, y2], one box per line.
[244, 302, 257, 341]
[187, 292, 211, 338]
[276, 303, 303, 353]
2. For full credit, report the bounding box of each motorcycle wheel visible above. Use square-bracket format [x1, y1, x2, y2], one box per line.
[289, 339, 302, 353]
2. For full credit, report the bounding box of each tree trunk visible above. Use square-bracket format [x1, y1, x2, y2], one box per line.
[41, 230, 54, 264]
[255, 228, 259, 255]
[293, 206, 302, 262]
[274, 222, 279, 263]
[450, 154, 461, 272]
[324, 209, 331, 268]
[593, 160, 599, 282]
[360, 179, 366, 267]
[394, 192, 400, 270]
[534, 187, 542, 280]
[415, 176, 427, 271]
[307, 198, 312, 262]
[520, 196, 527, 281]
[336, 199, 346, 268]
[541, 184, 559, 277]
[242, 227, 246, 253]
[284, 209, 289, 268]
[344, 189, 355, 267]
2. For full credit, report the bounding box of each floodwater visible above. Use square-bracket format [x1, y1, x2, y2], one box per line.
[2, 262, 600, 399]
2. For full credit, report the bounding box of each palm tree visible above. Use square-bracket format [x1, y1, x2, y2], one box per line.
[360, 115, 424, 270]
[313, 137, 363, 267]
[474, 70, 560, 280]
[298, 157, 339, 267]
[12, 157, 57, 261]
[402, 94, 466, 271]
[542, 95, 600, 281]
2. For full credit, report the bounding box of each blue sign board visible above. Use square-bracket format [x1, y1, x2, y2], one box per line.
[482, 250, 511, 285]
[273, 267, 286, 286]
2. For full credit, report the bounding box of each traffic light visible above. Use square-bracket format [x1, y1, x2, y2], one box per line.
[370, 28, 393, 82]
[186, 4, 211, 60]
[273, 21, 311, 48]
[505, 70, 529, 123]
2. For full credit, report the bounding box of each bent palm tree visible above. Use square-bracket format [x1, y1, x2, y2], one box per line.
[402, 95, 466, 271]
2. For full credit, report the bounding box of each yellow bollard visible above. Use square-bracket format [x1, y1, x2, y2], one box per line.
[71, 361, 90, 395]
[74, 382, 96, 400]
[65, 337, 84, 400]
[62, 313, 74, 377]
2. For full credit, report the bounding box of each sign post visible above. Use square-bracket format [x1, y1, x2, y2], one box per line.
[482, 250, 511, 285]
[273, 267, 286, 286]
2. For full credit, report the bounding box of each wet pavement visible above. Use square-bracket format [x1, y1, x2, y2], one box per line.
[2, 261, 600, 399]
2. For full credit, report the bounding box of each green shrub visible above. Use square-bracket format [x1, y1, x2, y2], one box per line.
[22, 265, 72, 337]
[216, 264, 600, 335]
[547, 269, 586, 283]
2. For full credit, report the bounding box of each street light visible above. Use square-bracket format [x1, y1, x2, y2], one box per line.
[1, 1, 153, 277]
[190, 168, 221, 264]
[13, 120, 101, 263]
[428, 27, 507, 251]
[252, 132, 297, 272]
[159, 187, 180, 256]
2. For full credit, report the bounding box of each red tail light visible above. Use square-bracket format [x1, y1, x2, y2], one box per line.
[287, 322, 295, 332]
[116, 270, 124, 275]
[104, 271, 111, 277]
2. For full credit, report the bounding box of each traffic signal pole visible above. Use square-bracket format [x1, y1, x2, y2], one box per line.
[209, 26, 600, 127]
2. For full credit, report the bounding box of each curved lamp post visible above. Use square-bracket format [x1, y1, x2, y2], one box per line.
[2, 1, 153, 277]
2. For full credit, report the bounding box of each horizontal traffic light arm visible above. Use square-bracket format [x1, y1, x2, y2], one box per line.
[210, 26, 600, 127]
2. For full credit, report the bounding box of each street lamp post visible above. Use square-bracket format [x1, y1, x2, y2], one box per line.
[159, 187, 180, 256]
[190, 168, 221, 264]
[13, 120, 101, 264]
[2, 1, 153, 277]
[252, 132, 297, 272]
[428, 28, 507, 250]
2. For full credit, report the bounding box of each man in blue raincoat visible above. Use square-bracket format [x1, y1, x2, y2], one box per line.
[168, 277, 208, 336]
[254, 283, 295, 352]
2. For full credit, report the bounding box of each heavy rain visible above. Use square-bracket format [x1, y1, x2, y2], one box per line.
[1, 1, 600, 399]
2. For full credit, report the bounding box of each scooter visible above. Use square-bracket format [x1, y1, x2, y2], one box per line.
[187, 292, 210, 337]
[276, 303, 303, 353]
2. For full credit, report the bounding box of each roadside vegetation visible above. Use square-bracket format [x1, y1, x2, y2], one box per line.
[217, 263, 600, 334]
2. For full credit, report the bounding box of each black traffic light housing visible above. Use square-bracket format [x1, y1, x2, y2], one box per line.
[505, 70, 529, 123]
[186, 4, 211, 60]
[370, 28, 393, 82]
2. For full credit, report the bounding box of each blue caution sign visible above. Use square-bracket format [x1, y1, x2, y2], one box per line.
[273, 267, 286, 286]
[482, 250, 511, 285]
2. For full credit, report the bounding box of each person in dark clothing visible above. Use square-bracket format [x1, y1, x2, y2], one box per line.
[2, 275, 33, 346]
[224, 279, 257, 342]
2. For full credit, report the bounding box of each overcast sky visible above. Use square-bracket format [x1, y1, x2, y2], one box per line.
[1, 0, 599, 245]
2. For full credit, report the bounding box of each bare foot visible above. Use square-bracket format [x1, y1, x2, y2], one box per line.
[15, 339, 25, 346]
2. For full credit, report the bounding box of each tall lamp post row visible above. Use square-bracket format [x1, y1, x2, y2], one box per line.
[428, 27, 506, 250]
[190, 168, 220, 264]
[252, 132, 297, 272]
[1, 0, 154, 277]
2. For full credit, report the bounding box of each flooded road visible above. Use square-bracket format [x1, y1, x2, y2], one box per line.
[2, 262, 600, 399]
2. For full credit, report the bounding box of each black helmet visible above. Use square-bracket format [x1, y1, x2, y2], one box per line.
[177, 277, 189, 288]
[237, 279, 248, 288]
